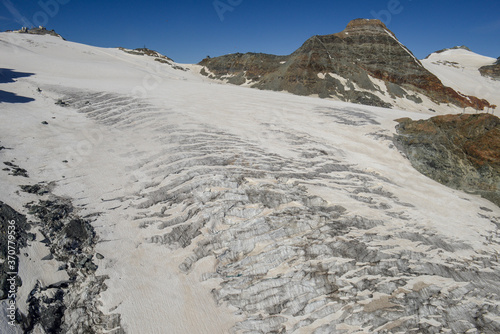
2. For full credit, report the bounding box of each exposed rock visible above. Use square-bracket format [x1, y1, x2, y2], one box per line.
[55, 99, 68, 107]
[15, 26, 64, 39]
[118, 47, 187, 71]
[199, 52, 287, 84]
[14, 186, 124, 333]
[24, 282, 66, 333]
[199, 19, 490, 110]
[119, 47, 172, 60]
[131, 47, 172, 60]
[25, 197, 99, 277]
[19, 182, 53, 196]
[395, 113, 500, 206]
[3, 161, 28, 177]
[479, 57, 500, 80]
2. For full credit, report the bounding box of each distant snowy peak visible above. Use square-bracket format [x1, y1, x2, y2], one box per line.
[198, 19, 491, 112]
[425, 47, 495, 65]
[421, 48, 500, 109]
[424, 47, 499, 80]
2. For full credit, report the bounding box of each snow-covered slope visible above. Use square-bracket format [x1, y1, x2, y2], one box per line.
[1, 32, 500, 333]
[422, 48, 500, 110]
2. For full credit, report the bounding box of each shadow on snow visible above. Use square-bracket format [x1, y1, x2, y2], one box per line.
[0, 68, 35, 104]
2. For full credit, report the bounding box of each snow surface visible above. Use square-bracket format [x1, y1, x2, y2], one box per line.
[1, 32, 500, 333]
[422, 49, 500, 109]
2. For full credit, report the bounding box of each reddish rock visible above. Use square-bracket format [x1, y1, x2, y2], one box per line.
[395, 113, 500, 206]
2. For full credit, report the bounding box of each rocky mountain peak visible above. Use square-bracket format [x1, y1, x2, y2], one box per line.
[199, 19, 491, 111]
[346, 18, 387, 29]
[336, 18, 389, 37]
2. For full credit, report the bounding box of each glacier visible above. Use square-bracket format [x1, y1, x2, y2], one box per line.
[0, 32, 500, 333]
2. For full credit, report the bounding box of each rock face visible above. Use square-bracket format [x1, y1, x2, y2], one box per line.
[199, 19, 490, 110]
[395, 113, 500, 206]
[480, 57, 500, 80]
[20, 191, 124, 334]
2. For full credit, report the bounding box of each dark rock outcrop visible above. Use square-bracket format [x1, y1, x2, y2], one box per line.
[16, 26, 63, 39]
[0, 163, 123, 333]
[3, 161, 28, 177]
[479, 57, 500, 80]
[199, 19, 490, 110]
[118, 47, 187, 71]
[395, 113, 500, 206]
[20, 193, 124, 334]
[119, 47, 173, 61]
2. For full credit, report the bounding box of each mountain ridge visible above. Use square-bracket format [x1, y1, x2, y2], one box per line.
[199, 19, 491, 112]
[425, 45, 472, 58]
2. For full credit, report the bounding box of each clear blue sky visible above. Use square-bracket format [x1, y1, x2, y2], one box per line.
[1, 0, 499, 64]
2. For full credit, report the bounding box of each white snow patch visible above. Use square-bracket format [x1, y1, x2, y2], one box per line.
[422, 49, 500, 108]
